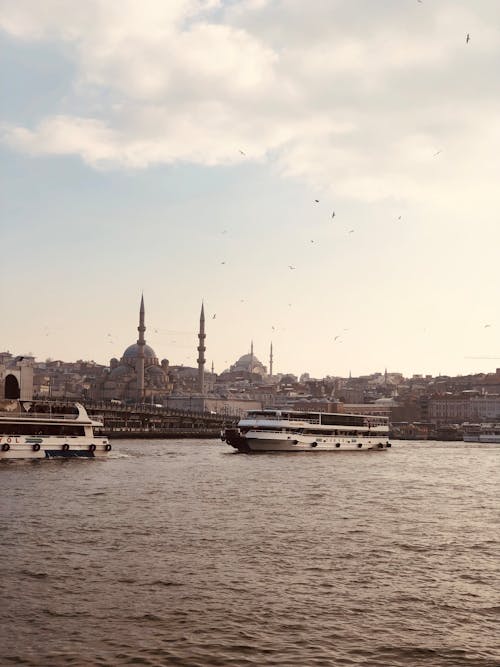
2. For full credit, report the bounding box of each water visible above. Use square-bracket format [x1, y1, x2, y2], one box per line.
[1, 440, 498, 667]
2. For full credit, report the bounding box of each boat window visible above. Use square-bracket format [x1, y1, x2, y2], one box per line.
[0, 423, 86, 436]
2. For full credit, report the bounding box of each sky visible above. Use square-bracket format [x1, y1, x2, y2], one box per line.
[1, 0, 500, 379]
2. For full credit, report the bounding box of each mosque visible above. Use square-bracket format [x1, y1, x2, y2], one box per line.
[91, 296, 174, 402]
[91, 296, 273, 405]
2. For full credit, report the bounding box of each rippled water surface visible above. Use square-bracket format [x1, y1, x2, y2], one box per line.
[1, 440, 499, 666]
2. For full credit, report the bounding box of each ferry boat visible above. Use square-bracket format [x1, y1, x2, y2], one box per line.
[462, 422, 500, 443]
[0, 400, 111, 459]
[223, 409, 391, 453]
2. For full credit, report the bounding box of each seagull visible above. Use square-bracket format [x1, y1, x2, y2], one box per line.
[314, 199, 320, 203]
[310, 239, 315, 243]
[433, 150, 442, 157]
[484, 324, 491, 328]
[212, 314, 216, 319]
[466, 33, 470, 44]
[331, 211, 336, 218]
[397, 215, 402, 221]
[239, 149, 246, 156]
[334, 335, 341, 341]
[348, 229, 355, 234]
[221, 261, 226, 265]
[288, 265, 296, 270]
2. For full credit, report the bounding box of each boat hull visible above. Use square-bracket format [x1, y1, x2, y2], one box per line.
[0, 438, 112, 460]
[463, 435, 500, 443]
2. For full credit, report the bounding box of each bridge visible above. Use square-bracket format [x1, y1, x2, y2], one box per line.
[42, 399, 237, 439]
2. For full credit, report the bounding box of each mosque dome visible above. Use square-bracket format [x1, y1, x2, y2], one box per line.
[122, 343, 157, 363]
[228, 352, 267, 375]
[109, 365, 132, 380]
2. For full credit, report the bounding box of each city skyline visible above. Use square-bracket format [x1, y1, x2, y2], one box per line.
[2, 1, 500, 378]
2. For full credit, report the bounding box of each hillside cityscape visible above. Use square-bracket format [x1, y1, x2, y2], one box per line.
[2, 298, 499, 440]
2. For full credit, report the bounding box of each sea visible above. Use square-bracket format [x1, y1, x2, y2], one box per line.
[0, 439, 498, 667]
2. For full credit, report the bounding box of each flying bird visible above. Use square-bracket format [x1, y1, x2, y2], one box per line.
[397, 216, 402, 221]
[221, 261, 226, 265]
[212, 314, 216, 319]
[466, 33, 470, 43]
[331, 211, 336, 218]
[484, 324, 491, 328]
[288, 265, 296, 270]
[433, 150, 442, 157]
[334, 335, 341, 341]
[314, 199, 320, 203]
[348, 229, 355, 234]
[239, 149, 246, 156]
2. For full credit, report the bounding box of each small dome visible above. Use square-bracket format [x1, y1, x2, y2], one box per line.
[146, 366, 165, 377]
[109, 365, 132, 379]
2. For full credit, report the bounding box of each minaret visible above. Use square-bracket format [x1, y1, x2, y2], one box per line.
[197, 302, 206, 394]
[269, 341, 273, 376]
[136, 294, 146, 402]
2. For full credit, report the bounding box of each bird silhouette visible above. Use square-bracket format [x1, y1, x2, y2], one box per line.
[334, 335, 341, 341]
[348, 229, 355, 234]
[221, 261, 226, 265]
[239, 149, 246, 156]
[288, 265, 296, 270]
[433, 150, 442, 157]
[314, 199, 319, 203]
[331, 211, 336, 218]
[484, 324, 491, 328]
[466, 33, 470, 43]
[212, 314, 216, 319]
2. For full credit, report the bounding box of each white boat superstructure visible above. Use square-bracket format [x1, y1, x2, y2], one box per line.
[224, 409, 391, 453]
[0, 400, 112, 459]
[463, 423, 500, 443]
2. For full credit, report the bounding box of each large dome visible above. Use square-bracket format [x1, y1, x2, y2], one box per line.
[122, 343, 157, 361]
[228, 352, 267, 375]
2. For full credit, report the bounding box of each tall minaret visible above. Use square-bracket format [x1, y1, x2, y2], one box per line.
[136, 294, 146, 402]
[269, 341, 273, 376]
[197, 302, 206, 394]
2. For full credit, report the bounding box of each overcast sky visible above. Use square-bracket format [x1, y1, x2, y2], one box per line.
[1, 0, 500, 378]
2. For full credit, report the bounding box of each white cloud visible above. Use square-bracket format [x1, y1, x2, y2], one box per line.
[1, 0, 500, 205]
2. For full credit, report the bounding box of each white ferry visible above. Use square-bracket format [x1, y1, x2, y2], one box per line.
[223, 409, 391, 453]
[462, 423, 500, 444]
[0, 400, 111, 459]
